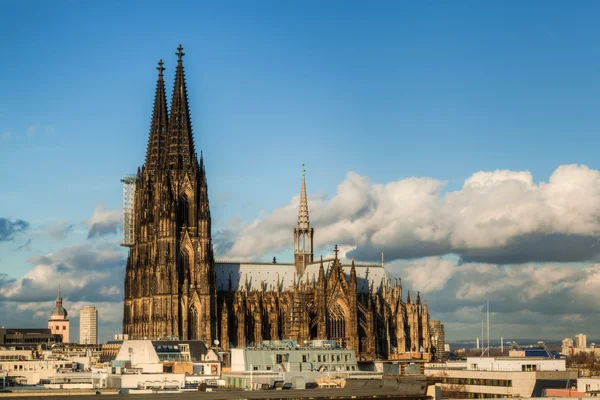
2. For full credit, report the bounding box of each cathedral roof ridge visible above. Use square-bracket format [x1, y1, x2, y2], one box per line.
[307, 258, 383, 268]
[215, 260, 294, 266]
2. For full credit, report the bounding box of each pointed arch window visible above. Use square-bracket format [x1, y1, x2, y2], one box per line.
[189, 304, 198, 341]
[327, 302, 347, 341]
[178, 195, 190, 226]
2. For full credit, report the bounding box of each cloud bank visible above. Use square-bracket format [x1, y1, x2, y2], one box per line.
[218, 164, 600, 265]
[393, 256, 600, 338]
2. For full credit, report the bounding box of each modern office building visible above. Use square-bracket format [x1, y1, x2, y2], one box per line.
[80, 306, 98, 344]
[0, 328, 62, 347]
[425, 357, 576, 398]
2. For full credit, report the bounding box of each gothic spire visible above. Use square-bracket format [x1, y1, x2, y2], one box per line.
[167, 44, 196, 170]
[56, 285, 62, 307]
[145, 59, 169, 170]
[298, 164, 310, 229]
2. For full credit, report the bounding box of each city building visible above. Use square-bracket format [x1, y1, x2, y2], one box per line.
[429, 320, 445, 359]
[576, 333, 587, 350]
[79, 306, 98, 344]
[121, 45, 435, 361]
[93, 340, 220, 392]
[225, 339, 365, 389]
[425, 357, 577, 398]
[0, 358, 77, 385]
[47, 287, 69, 342]
[577, 377, 600, 396]
[0, 328, 62, 347]
[561, 338, 574, 355]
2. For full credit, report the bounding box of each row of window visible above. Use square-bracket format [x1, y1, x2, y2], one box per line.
[0, 363, 72, 371]
[0, 356, 27, 361]
[443, 377, 513, 387]
[455, 393, 513, 399]
[315, 354, 351, 363]
[51, 326, 67, 330]
[252, 364, 356, 371]
[274, 353, 351, 364]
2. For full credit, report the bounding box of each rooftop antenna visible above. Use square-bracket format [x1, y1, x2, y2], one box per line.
[487, 300, 490, 357]
[481, 320, 484, 357]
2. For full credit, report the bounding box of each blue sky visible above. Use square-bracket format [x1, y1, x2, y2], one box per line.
[2, 0, 600, 341]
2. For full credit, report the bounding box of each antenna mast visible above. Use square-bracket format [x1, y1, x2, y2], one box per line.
[487, 300, 490, 356]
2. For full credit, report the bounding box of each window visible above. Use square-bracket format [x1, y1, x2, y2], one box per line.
[345, 354, 349, 362]
[62, 326, 66, 330]
[302, 355, 308, 362]
[253, 366, 259, 371]
[266, 366, 272, 371]
[317, 355, 322, 362]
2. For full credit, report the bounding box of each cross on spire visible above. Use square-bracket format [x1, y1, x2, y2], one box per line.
[334, 244, 339, 259]
[157, 59, 165, 78]
[176, 44, 185, 61]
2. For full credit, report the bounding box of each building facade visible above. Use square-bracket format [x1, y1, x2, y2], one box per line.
[80, 306, 98, 344]
[429, 320, 445, 359]
[561, 337, 573, 355]
[576, 333, 587, 350]
[426, 357, 577, 398]
[122, 46, 434, 360]
[48, 287, 69, 343]
[0, 328, 62, 347]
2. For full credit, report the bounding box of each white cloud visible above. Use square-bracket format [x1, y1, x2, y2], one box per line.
[86, 205, 121, 239]
[220, 164, 600, 265]
[391, 256, 600, 339]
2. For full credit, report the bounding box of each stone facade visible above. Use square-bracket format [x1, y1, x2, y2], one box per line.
[123, 46, 434, 360]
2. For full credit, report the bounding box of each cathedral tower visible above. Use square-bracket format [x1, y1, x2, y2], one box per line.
[294, 165, 314, 275]
[123, 45, 216, 342]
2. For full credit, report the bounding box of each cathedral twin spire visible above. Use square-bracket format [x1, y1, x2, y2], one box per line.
[145, 45, 197, 172]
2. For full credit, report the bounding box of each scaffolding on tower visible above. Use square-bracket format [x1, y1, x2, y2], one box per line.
[120, 174, 137, 247]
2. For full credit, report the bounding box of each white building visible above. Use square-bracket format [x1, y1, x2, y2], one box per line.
[425, 357, 576, 398]
[577, 377, 600, 395]
[79, 306, 98, 345]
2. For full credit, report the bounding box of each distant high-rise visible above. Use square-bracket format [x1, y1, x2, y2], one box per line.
[576, 333, 587, 350]
[79, 306, 98, 344]
[562, 337, 574, 355]
[430, 320, 445, 359]
[48, 286, 69, 342]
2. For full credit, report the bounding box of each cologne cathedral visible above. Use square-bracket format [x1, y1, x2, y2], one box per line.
[123, 46, 433, 360]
